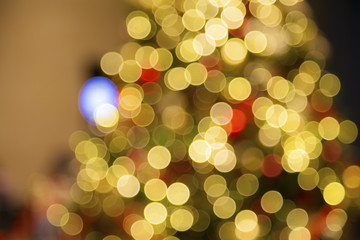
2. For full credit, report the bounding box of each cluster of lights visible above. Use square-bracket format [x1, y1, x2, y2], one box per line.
[47, 0, 359, 239]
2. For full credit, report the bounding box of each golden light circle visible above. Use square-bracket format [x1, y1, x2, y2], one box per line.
[252, 97, 273, 120]
[135, 46, 156, 69]
[102, 195, 124, 217]
[204, 70, 226, 93]
[326, 208, 348, 232]
[205, 126, 227, 149]
[189, 140, 212, 163]
[47, 203, 69, 227]
[261, 190, 283, 213]
[219, 222, 238, 240]
[228, 77, 252, 101]
[245, 31, 268, 54]
[210, 102, 233, 125]
[213, 196, 236, 219]
[236, 173, 259, 197]
[221, 38, 247, 65]
[94, 104, 119, 128]
[61, 213, 83, 236]
[119, 60, 142, 83]
[150, 48, 173, 71]
[221, 6, 244, 29]
[144, 178, 167, 201]
[176, 39, 201, 63]
[205, 18, 228, 42]
[266, 104, 288, 128]
[285, 149, 309, 172]
[132, 103, 155, 127]
[343, 165, 360, 189]
[127, 16, 151, 40]
[204, 174, 227, 198]
[214, 149, 237, 172]
[186, 62, 208, 86]
[286, 208, 309, 229]
[144, 202, 167, 224]
[338, 120, 358, 144]
[103, 235, 121, 240]
[165, 67, 191, 91]
[167, 182, 190, 205]
[182, 9, 206, 31]
[148, 146, 171, 169]
[193, 33, 216, 56]
[117, 175, 140, 198]
[131, 220, 154, 240]
[85, 157, 108, 181]
[319, 73, 341, 97]
[235, 210, 258, 232]
[267, 76, 290, 100]
[318, 117, 340, 140]
[288, 227, 311, 240]
[297, 168, 319, 191]
[170, 208, 194, 231]
[100, 52, 123, 75]
[209, 0, 231, 7]
[323, 182, 345, 205]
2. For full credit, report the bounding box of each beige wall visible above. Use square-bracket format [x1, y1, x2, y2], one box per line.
[0, 0, 128, 202]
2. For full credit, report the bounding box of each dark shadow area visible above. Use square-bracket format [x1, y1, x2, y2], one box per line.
[308, 0, 360, 142]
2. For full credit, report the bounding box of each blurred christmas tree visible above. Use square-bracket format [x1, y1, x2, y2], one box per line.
[46, 0, 360, 239]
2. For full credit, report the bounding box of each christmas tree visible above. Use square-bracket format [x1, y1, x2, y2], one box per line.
[46, 0, 360, 239]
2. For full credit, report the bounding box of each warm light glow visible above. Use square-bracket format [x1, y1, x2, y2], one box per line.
[286, 208, 309, 229]
[323, 182, 345, 205]
[245, 31, 268, 54]
[167, 182, 190, 205]
[100, 52, 123, 75]
[213, 196, 236, 219]
[228, 77, 252, 101]
[204, 174, 227, 198]
[72, 1, 358, 238]
[318, 117, 340, 140]
[221, 7, 244, 29]
[289, 227, 311, 240]
[165, 67, 191, 90]
[170, 208, 194, 231]
[131, 220, 154, 240]
[236, 173, 259, 196]
[47, 204, 69, 227]
[326, 208, 347, 232]
[182, 9, 206, 32]
[186, 62, 208, 86]
[221, 38, 247, 64]
[297, 168, 319, 191]
[319, 73, 341, 97]
[119, 60, 142, 83]
[94, 104, 119, 128]
[338, 120, 358, 144]
[117, 175, 140, 198]
[148, 146, 171, 169]
[235, 210, 258, 232]
[127, 15, 151, 40]
[144, 202, 167, 224]
[343, 165, 360, 189]
[261, 190, 283, 213]
[210, 102, 233, 125]
[61, 213, 83, 236]
[144, 178, 167, 201]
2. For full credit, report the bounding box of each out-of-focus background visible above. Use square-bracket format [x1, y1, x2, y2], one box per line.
[0, 0, 359, 234]
[0, 0, 130, 202]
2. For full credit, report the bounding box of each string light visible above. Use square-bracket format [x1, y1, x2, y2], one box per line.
[49, 0, 360, 239]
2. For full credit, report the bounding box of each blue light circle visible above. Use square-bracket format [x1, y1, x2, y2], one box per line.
[78, 76, 118, 125]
